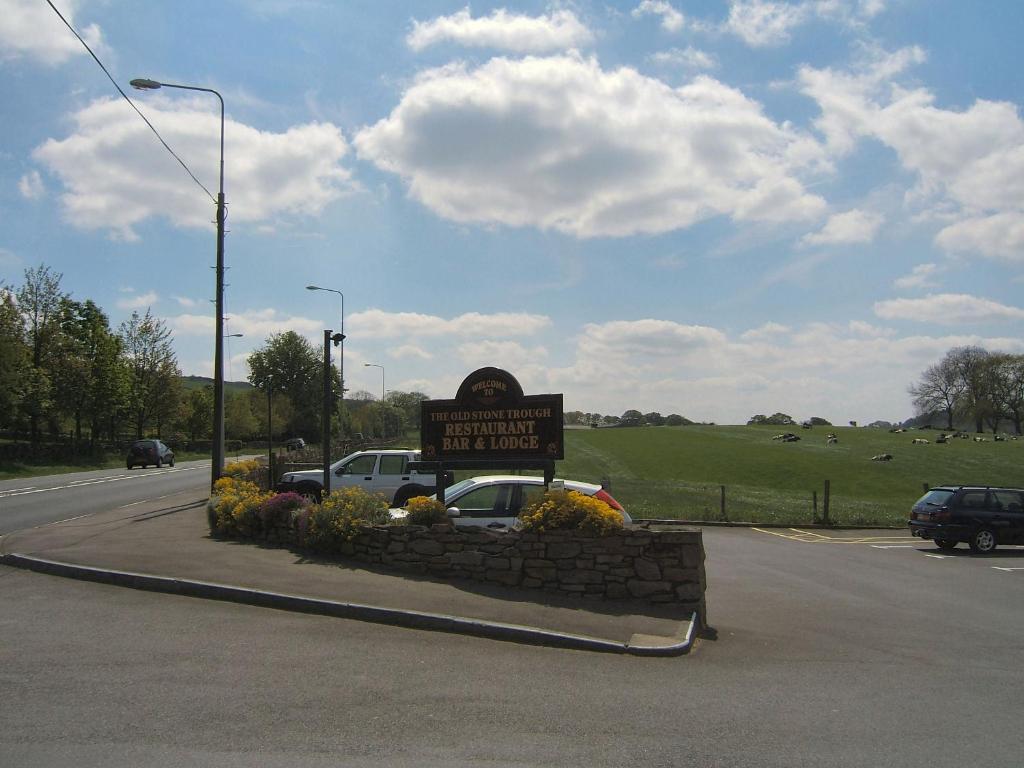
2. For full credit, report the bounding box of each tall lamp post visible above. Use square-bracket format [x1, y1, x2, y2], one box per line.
[306, 284, 345, 411]
[130, 76, 226, 489]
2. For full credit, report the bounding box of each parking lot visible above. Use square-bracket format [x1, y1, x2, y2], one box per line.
[751, 526, 1024, 570]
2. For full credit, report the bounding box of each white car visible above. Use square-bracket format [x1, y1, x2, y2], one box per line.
[392, 475, 631, 530]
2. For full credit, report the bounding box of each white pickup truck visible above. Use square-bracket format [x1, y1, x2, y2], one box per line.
[275, 449, 451, 505]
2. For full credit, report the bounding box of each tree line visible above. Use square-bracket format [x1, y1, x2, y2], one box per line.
[0, 266, 433, 454]
[564, 410, 694, 427]
[909, 346, 1024, 434]
[1, 265, 180, 449]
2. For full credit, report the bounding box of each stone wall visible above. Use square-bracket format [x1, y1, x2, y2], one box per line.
[250, 519, 706, 621]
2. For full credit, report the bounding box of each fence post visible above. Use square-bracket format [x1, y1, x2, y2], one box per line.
[720, 485, 727, 521]
[922, 482, 929, 494]
[822, 480, 831, 526]
[813, 491, 818, 523]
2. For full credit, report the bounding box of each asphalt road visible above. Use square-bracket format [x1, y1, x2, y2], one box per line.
[0, 461, 215, 535]
[2, 504, 1023, 766]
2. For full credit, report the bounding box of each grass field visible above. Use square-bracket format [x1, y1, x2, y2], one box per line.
[555, 425, 1024, 526]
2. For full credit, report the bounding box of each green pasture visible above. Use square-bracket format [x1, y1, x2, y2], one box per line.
[555, 425, 1024, 526]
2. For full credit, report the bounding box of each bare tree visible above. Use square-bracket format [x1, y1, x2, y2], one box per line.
[908, 356, 962, 430]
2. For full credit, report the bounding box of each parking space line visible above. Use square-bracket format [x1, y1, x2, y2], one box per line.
[992, 567, 1024, 572]
[753, 528, 920, 545]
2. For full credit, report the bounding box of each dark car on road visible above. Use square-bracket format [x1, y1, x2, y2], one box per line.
[909, 486, 1024, 553]
[126, 439, 175, 470]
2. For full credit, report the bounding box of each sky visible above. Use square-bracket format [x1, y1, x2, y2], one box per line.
[2, 0, 1023, 426]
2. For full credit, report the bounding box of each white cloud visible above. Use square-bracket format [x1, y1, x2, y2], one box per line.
[800, 47, 1024, 262]
[173, 295, 200, 308]
[934, 213, 1024, 261]
[171, 308, 323, 340]
[873, 294, 1024, 324]
[649, 47, 716, 72]
[18, 170, 44, 200]
[725, 1, 809, 47]
[33, 97, 353, 241]
[407, 8, 593, 53]
[632, 1, 687, 33]
[893, 263, 941, 290]
[801, 208, 883, 246]
[723, 0, 887, 47]
[347, 309, 551, 339]
[117, 291, 158, 310]
[545, 317, 1024, 424]
[355, 54, 827, 239]
[741, 322, 791, 341]
[456, 340, 548, 372]
[388, 344, 433, 361]
[0, 0, 103, 65]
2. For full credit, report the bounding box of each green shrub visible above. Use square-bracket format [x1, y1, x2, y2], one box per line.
[306, 487, 390, 551]
[402, 495, 449, 526]
[209, 473, 272, 535]
[518, 489, 625, 536]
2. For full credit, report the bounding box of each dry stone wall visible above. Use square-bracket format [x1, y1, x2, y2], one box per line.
[252, 519, 706, 621]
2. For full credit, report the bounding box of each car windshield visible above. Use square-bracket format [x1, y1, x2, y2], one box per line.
[431, 478, 476, 501]
[915, 489, 954, 506]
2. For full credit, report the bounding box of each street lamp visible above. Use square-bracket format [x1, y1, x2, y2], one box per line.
[306, 284, 346, 406]
[131, 76, 227, 490]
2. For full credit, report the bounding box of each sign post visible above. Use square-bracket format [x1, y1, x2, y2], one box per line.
[418, 367, 564, 505]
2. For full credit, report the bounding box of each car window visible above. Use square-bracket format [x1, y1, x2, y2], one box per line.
[378, 455, 407, 475]
[342, 454, 377, 475]
[449, 484, 511, 517]
[992, 490, 1024, 513]
[916, 489, 953, 506]
[518, 483, 547, 513]
[958, 491, 987, 510]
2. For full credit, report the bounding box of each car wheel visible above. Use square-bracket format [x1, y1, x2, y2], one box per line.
[156, 458, 163, 468]
[935, 538, 957, 551]
[297, 484, 322, 504]
[968, 528, 997, 554]
[169, 457, 175, 467]
[127, 463, 133, 470]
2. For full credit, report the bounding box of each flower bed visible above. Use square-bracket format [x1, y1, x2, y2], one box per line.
[208, 467, 707, 621]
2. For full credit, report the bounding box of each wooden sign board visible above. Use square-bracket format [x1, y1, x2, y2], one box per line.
[421, 367, 563, 461]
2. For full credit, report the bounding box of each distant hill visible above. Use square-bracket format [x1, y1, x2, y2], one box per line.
[180, 375, 254, 395]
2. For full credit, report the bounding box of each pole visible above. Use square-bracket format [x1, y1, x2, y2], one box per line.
[323, 330, 332, 497]
[267, 379, 273, 491]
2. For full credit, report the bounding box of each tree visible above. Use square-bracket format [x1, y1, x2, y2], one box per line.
[643, 412, 665, 426]
[947, 346, 991, 433]
[225, 391, 259, 440]
[247, 331, 324, 438]
[385, 390, 430, 432]
[119, 310, 181, 439]
[747, 413, 794, 426]
[620, 409, 643, 427]
[16, 265, 66, 443]
[665, 414, 691, 426]
[53, 299, 124, 444]
[0, 285, 28, 430]
[808, 417, 832, 426]
[1002, 355, 1024, 435]
[909, 354, 962, 430]
[184, 387, 214, 442]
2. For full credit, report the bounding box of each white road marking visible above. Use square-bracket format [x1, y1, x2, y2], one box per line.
[0, 465, 201, 499]
[923, 553, 951, 559]
[871, 545, 916, 549]
[992, 567, 1024, 572]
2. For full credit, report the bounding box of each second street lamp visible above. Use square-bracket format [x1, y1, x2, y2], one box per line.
[306, 284, 346, 413]
[131, 76, 227, 489]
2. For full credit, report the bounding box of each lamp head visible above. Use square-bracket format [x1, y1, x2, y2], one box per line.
[306, 285, 321, 291]
[130, 78, 162, 91]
